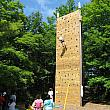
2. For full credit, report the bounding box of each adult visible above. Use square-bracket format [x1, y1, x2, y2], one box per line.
[10, 92, 16, 102]
[44, 95, 53, 110]
[32, 94, 43, 110]
[8, 99, 16, 110]
[2, 92, 8, 110]
[0, 93, 5, 110]
[48, 88, 53, 100]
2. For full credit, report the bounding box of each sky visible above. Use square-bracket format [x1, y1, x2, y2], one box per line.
[20, 0, 90, 22]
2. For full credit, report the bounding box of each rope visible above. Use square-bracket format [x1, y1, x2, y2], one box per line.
[63, 82, 70, 110]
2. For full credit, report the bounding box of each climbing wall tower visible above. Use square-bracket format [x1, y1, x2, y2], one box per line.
[55, 10, 82, 107]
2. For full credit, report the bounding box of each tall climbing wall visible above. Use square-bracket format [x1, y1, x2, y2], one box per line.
[55, 10, 82, 107]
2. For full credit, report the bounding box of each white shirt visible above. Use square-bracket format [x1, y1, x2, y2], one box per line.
[48, 91, 53, 99]
[8, 102, 16, 110]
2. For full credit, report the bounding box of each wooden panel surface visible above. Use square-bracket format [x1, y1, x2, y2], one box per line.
[55, 10, 82, 107]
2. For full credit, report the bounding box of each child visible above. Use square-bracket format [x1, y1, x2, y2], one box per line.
[8, 99, 16, 110]
[44, 95, 53, 110]
[32, 94, 43, 110]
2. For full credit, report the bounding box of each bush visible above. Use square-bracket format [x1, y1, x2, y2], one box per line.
[88, 76, 110, 101]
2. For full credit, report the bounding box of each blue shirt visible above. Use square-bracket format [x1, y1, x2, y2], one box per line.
[44, 99, 53, 110]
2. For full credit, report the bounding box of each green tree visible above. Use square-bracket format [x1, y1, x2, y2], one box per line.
[82, 0, 110, 100]
[82, 0, 110, 75]
[0, 0, 33, 92]
[54, 0, 76, 17]
[26, 11, 43, 34]
[34, 16, 56, 92]
[16, 14, 56, 93]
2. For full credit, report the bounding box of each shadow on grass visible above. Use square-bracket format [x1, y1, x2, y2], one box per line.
[83, 99, 110, 107]
[90, 100, 110, 105]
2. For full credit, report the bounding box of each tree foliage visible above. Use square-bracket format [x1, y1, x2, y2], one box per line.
[0, 0, 33, 92]
[0, 0, 56, 96]
[54, 0, 76, 17]
[82, 0, 110, 74]
[82, 0, 110, 101]
[26, 11, 43, 34]
[0, 0, 110, 102]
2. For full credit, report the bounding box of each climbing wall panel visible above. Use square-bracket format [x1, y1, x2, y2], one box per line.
[55, 10, 82, 107]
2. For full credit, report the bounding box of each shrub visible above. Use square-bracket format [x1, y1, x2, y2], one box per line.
[88, 76, 110, 101]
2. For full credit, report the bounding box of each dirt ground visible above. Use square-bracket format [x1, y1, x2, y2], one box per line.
[17, 102, 110, 110]
[54, 102, 110, 110]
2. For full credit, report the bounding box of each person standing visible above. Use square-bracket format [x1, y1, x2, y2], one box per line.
[8, 99, 16, 110]
[48, 88, 53, 101]
[32, 94, 43, 110]
[10, 92, 16, 102]
[0, 93, 5, 110]
[2, 92, 8, 110]
[44, 95, 53, 110]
